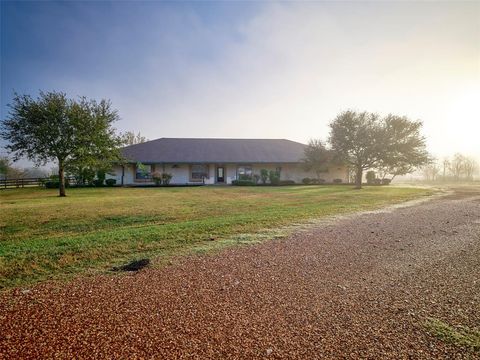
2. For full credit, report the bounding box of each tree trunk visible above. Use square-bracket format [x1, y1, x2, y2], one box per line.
[58, 161, 66, 197]
[355, 167, 363, 189]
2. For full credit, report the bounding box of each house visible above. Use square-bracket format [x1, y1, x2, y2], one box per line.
[109, 138, 349, 185]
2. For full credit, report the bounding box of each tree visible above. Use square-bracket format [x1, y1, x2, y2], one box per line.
[328, 111, 383, 189]
[328, 110, 429, 188]
[448, 153, 465, 180]
[121, 131, 148, 146]
[260, 169, 269, 184]
[0, 91, 123, 196]
[377, 115, 430, 181]
[366, 170, 376, 184]
[0, 156, 26, 179]
[463, 157, 478, 180]
[442, 158, 450, 180]
[65, 163, 96, 185]
[422, 162, 440, 181]
[0, 156, 10, 178]
[302, 139, 332, 180]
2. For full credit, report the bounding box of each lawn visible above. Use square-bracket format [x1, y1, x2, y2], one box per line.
[0, 185, 434, 289]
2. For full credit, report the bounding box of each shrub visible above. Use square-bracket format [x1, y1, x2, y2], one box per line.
[93, 179, 104, 187]
[44, 180, 59, 189]
[318, 178, 326, 184]
[232, 180, 256, 186]
[381, 178, 391, 185]
[366, 170, 376, 184]
[333, 178, 343, 183]
[239, 174, 252, 181]
[268, 170, 280, 185]
[311, 178, 319, 184]
[260, 169, 269, 184]
[151, 171, 162, 185]
[152, 172, 173, 185]
[68, 166, 95, 185]
[279, 180, 295, 185]
[161, 173, 173, 185]
[373, 178, 382, 185]
[44, 175, 70, 189]
[96, 170, 106, 184]
[105, 179, 116, 187]
[252, 174, 260, 184]
[302, 177, 311, 184]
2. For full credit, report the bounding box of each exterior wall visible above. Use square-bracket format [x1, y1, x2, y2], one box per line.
[270, 163, 349, 183]
[111, 162, 350, 185]
[106, 165, 124, 184]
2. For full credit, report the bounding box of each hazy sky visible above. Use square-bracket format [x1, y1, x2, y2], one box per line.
[1, 1, 479, 164]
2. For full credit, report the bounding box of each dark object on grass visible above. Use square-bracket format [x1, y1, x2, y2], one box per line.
[113, 258, 150, 272]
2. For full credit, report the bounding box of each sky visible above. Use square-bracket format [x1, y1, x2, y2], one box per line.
[1, 1, 479, 167]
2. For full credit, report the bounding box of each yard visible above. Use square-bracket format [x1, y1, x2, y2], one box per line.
[0, 185, 433, 289]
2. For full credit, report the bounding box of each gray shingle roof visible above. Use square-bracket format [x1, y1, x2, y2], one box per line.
[121, 138, 306, 164]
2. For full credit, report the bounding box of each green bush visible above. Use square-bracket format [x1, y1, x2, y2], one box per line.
[333, 178, 342, 183]
[268, 170, 280, 185]
[152, 172, 173, 185]
[105, 179, 117, 187]
[161, 173, 173, 185]
[302, 177, 311, 184]
[152, 171, 162, 185]
[93, 179, 104, 187]
[232, 180, 256, 186]
[252, 174, 260, 184]
[96, 170, 106, 183]
[373, 178, 382, 185]
[239, 174, 252, 181]
[260, 169, 269, 184]
[44, 175, 70, 189]
[44, 181, 60, 189]
[381, 178, 391, 185]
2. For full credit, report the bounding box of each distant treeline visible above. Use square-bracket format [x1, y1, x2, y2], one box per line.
[421, 153, 478, 182]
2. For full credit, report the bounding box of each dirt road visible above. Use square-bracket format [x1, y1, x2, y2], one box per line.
[1, 187, 479, 359]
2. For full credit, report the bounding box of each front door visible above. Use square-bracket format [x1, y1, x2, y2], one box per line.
[216, 166, 225, 183]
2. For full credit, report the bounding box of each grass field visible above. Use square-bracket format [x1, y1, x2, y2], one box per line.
[0, 185, 434, 289]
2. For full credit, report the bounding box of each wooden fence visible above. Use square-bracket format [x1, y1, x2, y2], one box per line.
[0, 177, 76, 189]
[0, 177, 47, 189]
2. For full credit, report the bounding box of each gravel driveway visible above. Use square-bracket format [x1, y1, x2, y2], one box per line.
[1, 187, 479, 359]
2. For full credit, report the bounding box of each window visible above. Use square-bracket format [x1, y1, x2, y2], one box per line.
[135, 164, 152, 180]
[191, 164, 208, 181]
[237, 166, 253, 180]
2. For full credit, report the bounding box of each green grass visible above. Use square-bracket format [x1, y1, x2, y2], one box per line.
[0, 185, 433, 289]
[425, 318, 480, 351]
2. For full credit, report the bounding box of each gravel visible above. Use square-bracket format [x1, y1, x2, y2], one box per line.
[1, 188, 479, 359]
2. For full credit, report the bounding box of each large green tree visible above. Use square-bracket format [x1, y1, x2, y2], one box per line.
[328, 111, 383, 189]
[302, 139, 332, 180]
[377, 115, 430, 180]
[0, 91, 122, 196]
[328, 110, 429, 189]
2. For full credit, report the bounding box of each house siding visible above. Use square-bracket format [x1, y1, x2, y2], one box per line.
[109, 163, 349, 185]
